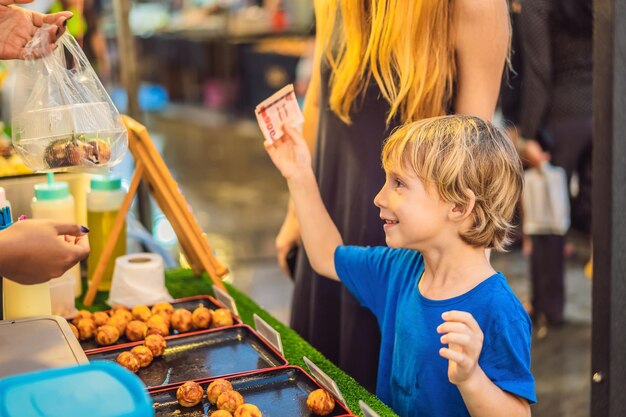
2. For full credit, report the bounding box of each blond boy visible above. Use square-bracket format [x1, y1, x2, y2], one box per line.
[264, 115, 535, 417]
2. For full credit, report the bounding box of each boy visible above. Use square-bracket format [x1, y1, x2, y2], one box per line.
[264, 115, 535, 417]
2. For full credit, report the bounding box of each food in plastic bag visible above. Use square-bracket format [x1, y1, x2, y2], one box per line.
[11, 26, 127, 171]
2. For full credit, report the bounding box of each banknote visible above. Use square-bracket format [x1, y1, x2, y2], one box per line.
[255, 84, 304, 143]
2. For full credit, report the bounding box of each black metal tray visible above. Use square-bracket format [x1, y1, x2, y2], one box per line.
[87, 325, 287, 389]
[80, 295, 240, 352]
[149, 366, 352, 416]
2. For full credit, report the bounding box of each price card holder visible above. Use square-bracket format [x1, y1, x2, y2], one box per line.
[253, 314, 284, 356]
[359, 400, 381, 417]
[213, 286, 239, 317]
[303, 356, 346, 406]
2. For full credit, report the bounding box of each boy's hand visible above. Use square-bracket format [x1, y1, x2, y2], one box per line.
[263, 124, 312, 180]
[437, 310, 484, 385]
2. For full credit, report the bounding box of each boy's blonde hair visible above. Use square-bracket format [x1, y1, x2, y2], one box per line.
[381, 115, 523, 251]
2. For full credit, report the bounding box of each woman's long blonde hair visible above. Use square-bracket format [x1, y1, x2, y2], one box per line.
[316, 0, 456, 125]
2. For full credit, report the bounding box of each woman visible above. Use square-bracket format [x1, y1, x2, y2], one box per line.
[277, 0, 510, 392]
[518, 0, 593, 328]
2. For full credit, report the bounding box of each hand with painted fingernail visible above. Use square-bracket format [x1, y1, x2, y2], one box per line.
[0, 219, 89, 285]
[437, 310, 485, 386]
[0, 0, 72, 60]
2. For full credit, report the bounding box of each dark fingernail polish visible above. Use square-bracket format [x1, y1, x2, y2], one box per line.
[80, 225, 90, 233]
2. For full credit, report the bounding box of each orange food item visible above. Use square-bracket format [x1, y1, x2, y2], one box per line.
[151, 301, 174, 317]
[211, 308, 234, 328]
[147, 321, 170, 337]
[144, 334, 167, 357]
[206, 379, 233, 404]
[68, 323, 79, 339]
[113, 309, 133, 322]
[116, 351, 140, 373]
[306, 389, 335, 416]
[192, 306, 212, 329]
[92, 311, 110, 327]
[131, 305, 152, 322]
[95, 324, 120, 346]
[217, 390, 244, 414]
[130, 345, 154, 368]
[234, 404, 262, 417]
[176, 381, 204, 407]
[106, 315, 128, 335]
[171, 308, 193, 333]
[125, 320, 148, 341]
[76, 318, 96, 341]
[72, 310, 92, 326]
[212, 411, 233, 417]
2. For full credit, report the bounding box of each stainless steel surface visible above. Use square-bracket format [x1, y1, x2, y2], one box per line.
[0, 315, 88, 378]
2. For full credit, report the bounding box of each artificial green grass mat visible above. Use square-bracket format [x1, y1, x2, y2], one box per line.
[76, 269, 398, 417]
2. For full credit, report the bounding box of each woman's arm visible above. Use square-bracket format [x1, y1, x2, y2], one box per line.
[453, 0, 510, 121]
[275, 3, 324, 276]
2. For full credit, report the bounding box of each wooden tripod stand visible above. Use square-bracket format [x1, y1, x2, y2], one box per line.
[83, 115, 228, 306]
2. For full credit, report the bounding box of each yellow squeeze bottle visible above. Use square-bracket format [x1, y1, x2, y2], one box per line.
[87, 176, 127, 291]
[1, 187, 52, 319]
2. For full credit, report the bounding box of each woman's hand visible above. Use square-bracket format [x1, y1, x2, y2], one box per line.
[0, 1, 72, 60]
[275, 208, 300, 277]
[0, 220, 89, 284]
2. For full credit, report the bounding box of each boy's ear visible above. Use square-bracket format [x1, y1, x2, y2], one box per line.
[449, 189, 476, 222]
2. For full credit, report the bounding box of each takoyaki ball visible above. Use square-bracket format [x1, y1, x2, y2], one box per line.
[92, 311, 110, 327]
[206, 379, 233, 404]
[116, 351, 140, 373]
[171, 308, 193, 333]
[211, 308, 233, 328]
[306, 389, 335, 416]
[131, 305, 152, 322]
[154, 311, 171, 328]
[147, 320, 170, 337]
[110, 304, 130, 315]
[192, 306, 212, 329]
[151, 301, 174, 317]
[95, 324, 120, 346]
[113, 308, 133, 323]
[77, 318, 96, 340]
[212, 411, 233, 417]
[217, 390, 244, 414]
[144, 334, 167, 357]
[176, 381, 204, 407]
[234, 404, 262, 417]
[130, 345, 154, 368]
[68, 323, 79, 339]
[125, 320, 148, 341]
[72, 309, 92, 326]
[106, 315, 128, 335]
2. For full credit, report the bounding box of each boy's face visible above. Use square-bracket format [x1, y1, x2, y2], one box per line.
[374, 169, 454, 250]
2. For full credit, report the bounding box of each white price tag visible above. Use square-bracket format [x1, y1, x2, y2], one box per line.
[254, 84, 304, 143]
[213, 286, 239, 317]
[359, 400, 381, 417]
[303, 356, 346, 406]
[253, 313, 284, 355]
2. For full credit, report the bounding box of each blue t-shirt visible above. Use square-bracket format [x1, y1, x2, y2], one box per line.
[335, 246, 536, 417]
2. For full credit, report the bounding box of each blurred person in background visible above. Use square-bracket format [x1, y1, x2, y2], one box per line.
[518, 0, 593, 328]
[276, 0, 511, 392]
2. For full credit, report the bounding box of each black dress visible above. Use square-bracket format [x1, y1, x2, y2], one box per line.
[290, 63, 400, 393]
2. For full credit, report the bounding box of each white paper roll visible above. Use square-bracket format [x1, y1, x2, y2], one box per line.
[107, 253, 173, 307]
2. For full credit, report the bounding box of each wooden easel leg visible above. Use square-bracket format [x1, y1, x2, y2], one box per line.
[83, 162, 145, 306]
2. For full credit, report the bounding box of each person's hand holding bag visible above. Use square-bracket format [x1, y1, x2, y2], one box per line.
[0, 0, 72, 60]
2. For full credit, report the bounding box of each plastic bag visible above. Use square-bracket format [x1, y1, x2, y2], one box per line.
[523, 162, 570, 235]
[11, 26, 127, 171]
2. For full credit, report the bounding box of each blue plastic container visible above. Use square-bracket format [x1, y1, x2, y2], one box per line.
[0, 362, 154, 417]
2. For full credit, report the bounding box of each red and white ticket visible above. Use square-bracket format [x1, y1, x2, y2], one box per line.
[255, 84, 304, 143]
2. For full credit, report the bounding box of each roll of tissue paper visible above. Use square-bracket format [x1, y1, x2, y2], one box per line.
[107, 253, 172, 307]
